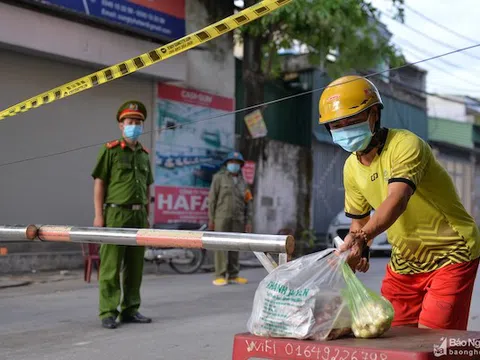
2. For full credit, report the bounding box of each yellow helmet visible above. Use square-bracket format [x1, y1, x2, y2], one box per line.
[318, 75, 383, 124]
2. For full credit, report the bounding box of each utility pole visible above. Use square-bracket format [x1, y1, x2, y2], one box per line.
[240, 0, 265, 162]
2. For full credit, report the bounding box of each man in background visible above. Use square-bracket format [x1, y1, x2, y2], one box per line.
[208, 151, 253, 286]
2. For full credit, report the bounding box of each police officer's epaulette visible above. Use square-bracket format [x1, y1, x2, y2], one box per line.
[141, 145, 150, 154]
[105, 140, 121, 149]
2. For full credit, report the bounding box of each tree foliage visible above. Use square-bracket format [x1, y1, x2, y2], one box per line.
[237, 0, 406, 79]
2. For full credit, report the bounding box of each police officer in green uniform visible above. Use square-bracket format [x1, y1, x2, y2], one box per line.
[91, 100, 153, 329]
[208, 151, 253, 286]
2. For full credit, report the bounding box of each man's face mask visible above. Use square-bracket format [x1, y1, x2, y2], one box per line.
[227, 162, 241, 173]
[123, 124, 143, 141]
[330, 114, 373, 153]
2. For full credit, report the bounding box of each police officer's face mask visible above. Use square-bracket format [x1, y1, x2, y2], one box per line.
[123, 124, 143, 141]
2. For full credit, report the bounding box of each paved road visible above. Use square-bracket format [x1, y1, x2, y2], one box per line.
[0, 257, 479, 360]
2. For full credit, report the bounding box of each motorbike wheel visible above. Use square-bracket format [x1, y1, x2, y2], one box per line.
[169, 249, 206, 274]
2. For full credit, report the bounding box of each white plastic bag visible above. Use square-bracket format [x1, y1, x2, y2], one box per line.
[246, 248, 353, 341]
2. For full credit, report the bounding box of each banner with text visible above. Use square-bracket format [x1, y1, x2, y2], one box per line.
[26, 0, 185, 40]
[154, 83, 235, 224]
[244, 109, 268, 138]
[242, 161, 256, 185]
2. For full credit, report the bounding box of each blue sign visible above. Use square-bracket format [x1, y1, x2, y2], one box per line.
[35, 0, 185, 40]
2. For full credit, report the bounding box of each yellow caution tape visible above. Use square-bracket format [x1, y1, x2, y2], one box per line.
[0, 0, 292, 121]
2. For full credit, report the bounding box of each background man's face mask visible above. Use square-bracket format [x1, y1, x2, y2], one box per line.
[227, 162, 241, 173]
[330, 115, 373, 153]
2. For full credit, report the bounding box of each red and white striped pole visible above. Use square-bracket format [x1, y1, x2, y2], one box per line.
[0, 225, 295, 257]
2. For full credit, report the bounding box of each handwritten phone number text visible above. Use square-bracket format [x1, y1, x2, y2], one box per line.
[246, 340, 389, 360]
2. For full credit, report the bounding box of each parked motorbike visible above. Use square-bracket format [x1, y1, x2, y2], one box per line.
[144, 223, 207, 274]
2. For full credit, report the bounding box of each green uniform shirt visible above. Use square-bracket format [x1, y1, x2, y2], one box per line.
[91, 139, 154, 205]
[208, 168, 253, 226]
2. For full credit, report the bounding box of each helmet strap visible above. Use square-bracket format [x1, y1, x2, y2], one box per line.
[324, 124, 332, 135]
[358, 127, 388, 156]
[358, 109, 382, 155]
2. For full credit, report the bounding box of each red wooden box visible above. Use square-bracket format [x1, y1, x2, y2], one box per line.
[232, 327, 480, 360]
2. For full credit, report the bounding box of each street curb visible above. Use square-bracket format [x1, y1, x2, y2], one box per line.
[0, 280, 32, 289]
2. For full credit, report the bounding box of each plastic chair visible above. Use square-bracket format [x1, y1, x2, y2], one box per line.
[81, 243, 100, 283]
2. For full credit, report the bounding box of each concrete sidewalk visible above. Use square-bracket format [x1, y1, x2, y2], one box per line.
[0, 269, 83, 289]
[0, 279, 32, 289]
[0, 250, 263, 290]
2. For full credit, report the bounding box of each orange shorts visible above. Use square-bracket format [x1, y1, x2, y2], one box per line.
[381, 258, 479, 330]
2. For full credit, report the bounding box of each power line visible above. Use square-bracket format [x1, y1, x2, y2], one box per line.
[170, 43, 480, 125]
[382, 40, 480, 93]
[394, 36, 467, 71]
[380, 10, 480, 62]
[394, 41, 480, 89]
[375, 72, 478, 105]
[371, 9, 480, 93]
[1, 42, 480, 168]
[428, 83, 480, 96]
[403, 3, 478, 45]
[400, 47, 480, 91]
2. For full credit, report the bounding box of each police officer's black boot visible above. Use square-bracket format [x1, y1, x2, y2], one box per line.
[101, 316, 117, 329]
[121, 312, 152, 324]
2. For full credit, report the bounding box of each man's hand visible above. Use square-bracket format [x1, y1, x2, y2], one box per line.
[245, 224, 253, 233]
[208, 221, 215, 231]
[337, 232, 369, 273]
[93, 215, 104, 227]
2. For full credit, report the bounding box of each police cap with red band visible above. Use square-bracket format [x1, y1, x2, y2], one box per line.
[116, 100, 147, 122]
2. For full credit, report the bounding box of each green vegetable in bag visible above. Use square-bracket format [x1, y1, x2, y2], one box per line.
[341, 263, 394, 339]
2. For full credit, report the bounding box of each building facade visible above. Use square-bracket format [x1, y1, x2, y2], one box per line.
[428, 95, 480, 222]
[0, 0, 235, 272]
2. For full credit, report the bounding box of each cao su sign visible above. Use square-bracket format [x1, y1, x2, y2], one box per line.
[154, 83, 235, 224]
